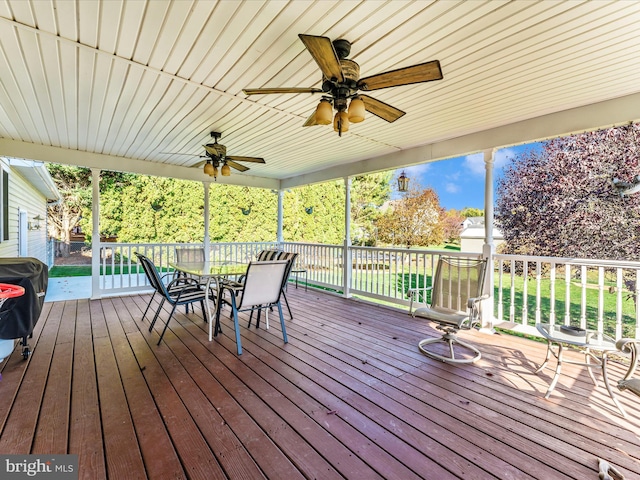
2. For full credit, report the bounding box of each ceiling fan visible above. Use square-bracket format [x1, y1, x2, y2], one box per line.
[186, 132, 265, 180]
[243, 34, 443, 136]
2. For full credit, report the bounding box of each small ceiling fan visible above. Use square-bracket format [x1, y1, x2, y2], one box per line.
[177, 132, 265, 180]
[243, 34, 443, 136]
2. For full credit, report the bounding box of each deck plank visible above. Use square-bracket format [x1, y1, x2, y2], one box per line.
[128, 332, 227, 480]
[69, 299, 106, 480]
[106, 297, 185, 479]
[0, 288, 638, 479]
[32, 300, 78, 453]
[0, 295, 63, 453]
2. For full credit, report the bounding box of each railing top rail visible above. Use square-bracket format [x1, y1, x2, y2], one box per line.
[494, 253, 640, 269]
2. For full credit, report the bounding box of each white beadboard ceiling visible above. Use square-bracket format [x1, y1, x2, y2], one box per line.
[1, 0, 640, 190]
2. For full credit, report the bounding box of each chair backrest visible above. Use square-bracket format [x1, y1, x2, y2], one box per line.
[278, 251, 299, 289]
[256, 249, 282, 261]
[135, 253, 167, 297]
[238, 260, 289, 309]
[431, 256, 487, 313]
[175, 247, 205, 263]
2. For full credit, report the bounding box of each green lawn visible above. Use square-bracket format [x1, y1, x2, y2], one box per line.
[49, 265, 145, 277]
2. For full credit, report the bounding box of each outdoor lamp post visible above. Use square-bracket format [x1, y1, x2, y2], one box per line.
[397, 171, 409, 192]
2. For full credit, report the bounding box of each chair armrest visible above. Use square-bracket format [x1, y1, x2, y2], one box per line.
[166, 276, 202, 290]
[615, 338, 639, 385]
[408, 286, 433, 299]
[408, 286, 434, 315]
[467, 293, 490, 309]
[616, 338, 639, 354]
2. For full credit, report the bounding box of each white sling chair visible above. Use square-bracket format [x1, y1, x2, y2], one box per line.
[219, 260, 289, 355]
[410, 256, 489, 364]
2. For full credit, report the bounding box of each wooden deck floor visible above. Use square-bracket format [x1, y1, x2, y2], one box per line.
[0, 287, 638, 479]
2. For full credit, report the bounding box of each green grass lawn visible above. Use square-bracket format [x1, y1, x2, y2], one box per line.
[49, 265, 145, 277]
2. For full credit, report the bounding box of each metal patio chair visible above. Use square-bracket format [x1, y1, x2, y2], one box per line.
[136, 253, 209, 346]
[219, 260, 289, 355]
[410, 256, 489, 364]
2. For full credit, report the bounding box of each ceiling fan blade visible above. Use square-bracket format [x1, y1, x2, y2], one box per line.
[193, 160, 208, 168]
[360, 94, 405, 123]
[298, 34, 344, 82]
[226, 156, 265, 164]
[303, 111, 318, 127]
[225, 160, 250, 172]
[243, 87, 323, 95]
[357, 60, 442, 91]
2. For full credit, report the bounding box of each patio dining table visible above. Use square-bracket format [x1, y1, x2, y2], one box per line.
[169, 260, 249, 341]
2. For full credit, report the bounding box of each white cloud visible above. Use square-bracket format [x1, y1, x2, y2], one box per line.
[404, 164, 431, 176]
[463, 153, 485, 176]
[494, 148, 518, 170]
[445, 182, 460, 194]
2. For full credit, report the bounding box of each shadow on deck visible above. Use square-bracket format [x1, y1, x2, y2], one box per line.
[0, 287, 638, 479]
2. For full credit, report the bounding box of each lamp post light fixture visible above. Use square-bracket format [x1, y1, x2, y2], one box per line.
[397, 171, 410, 192]
[28, 215, 43, 230]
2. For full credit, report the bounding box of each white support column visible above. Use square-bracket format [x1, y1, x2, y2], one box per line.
[91, 168, 101, 299]
[481, 148, 496, 332]
[343, 177, 352, 298]
[203, 181, 210, 260]
[277, 190, 284, 245]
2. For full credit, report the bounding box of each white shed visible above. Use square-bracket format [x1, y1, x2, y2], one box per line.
[460, 217, 504, 253]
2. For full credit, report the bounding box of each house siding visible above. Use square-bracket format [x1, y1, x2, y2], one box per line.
[0, 161, 49, 265]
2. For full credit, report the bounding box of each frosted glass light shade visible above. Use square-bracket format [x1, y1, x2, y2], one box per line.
[348, 97, 365, 123]
[315, 99, 333, 125]
[221, 164, 231, 176]
[204, 162, 214, 175]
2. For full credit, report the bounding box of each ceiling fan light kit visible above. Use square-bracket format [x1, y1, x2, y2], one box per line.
[333, 110, 349, 134]
[243, 34, 443, 137]
[315, 98, 333, 124]
[347, 96, 365, 123]
[178, 131, 265, 179]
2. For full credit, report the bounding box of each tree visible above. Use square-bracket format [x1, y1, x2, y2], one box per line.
[461, 207, 484, 218]
[46, 164, 133, 254]
[442, 209, 465, 244]
[350, 171, 393, 245]
[495, 123, 640, 260]
[375, 186, 444, 248]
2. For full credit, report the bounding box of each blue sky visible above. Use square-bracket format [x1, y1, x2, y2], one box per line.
[394, 142, 544, 211]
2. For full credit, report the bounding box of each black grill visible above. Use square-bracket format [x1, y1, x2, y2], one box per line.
[0, 257, 48, 359]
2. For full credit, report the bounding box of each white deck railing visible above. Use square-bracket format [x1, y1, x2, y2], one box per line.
[95, 241, 640, 340]
[492, 254, 640, 340]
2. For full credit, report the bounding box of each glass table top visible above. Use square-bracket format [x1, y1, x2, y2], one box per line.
[536, 323, 617, 350]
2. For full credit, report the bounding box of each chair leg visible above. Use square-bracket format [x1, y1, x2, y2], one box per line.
[277, 301, 288, 344]
[149, 298, 166, 331]
[141, 292, 156, 321]
[230, 295, 243, 355]
[200, 300, 207, 322]
[157, 303, 178, 345]
[281, 288, 293, 319]
[255, 307, 262, 328]
[214, 293, 224, 336]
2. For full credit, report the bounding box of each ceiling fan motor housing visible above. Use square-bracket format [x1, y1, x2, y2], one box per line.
[332, 39, 351, 59]
[206, 142, 226, 158]
[321, 58, 360, 108]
